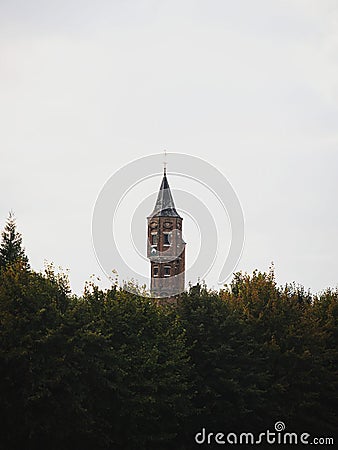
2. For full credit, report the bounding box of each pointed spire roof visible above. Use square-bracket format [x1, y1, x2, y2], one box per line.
[149, 168, 182, 218]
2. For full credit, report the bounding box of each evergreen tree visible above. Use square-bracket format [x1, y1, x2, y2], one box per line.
[0, 211, 29, 269]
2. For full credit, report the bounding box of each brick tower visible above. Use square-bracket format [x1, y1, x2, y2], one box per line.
[147, 167, 185, 299]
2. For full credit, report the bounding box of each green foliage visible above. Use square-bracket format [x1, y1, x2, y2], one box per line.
[221, 271, 337, 434]
[0, 212, 29, 270]
[0, 262, 337, 448]
[0, 267, 191, 450]
[177, 282, 269, 434]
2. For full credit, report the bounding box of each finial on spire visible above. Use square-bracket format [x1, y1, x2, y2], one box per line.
[163, 149, 167, 175]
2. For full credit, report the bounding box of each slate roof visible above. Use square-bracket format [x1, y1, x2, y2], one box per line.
[149, 169, 182, 218]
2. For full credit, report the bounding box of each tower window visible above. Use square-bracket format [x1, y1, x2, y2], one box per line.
[153, 266, 159, 277]
[163, 232, 170, 246]
[151, 233, 158, 246]
[164, 266, 171, 277]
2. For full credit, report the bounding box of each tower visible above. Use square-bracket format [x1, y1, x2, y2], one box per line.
[147, 166, 185, 299]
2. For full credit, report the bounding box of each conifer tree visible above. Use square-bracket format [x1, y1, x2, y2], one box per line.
[0, 211, 29, 269]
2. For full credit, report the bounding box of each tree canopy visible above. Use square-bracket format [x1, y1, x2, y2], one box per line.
[0, 219, 337, 449]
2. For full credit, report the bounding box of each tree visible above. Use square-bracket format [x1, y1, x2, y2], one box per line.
[0, 211, 29, 269]
[0, 261, 68, 449]
[78, 283, 192, 449]
[177, 283, 268, 435]
[224, 270, 338, 435]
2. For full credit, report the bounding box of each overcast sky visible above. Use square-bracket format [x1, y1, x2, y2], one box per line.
[1, 0, 337, 294]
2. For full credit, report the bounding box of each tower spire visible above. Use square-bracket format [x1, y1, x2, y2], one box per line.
[163, 149, 167, 175]
[149, 156, 181, 218]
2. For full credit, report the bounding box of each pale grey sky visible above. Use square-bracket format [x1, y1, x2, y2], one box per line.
[1, 0, 337, 294]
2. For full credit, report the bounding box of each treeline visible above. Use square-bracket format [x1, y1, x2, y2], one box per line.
[0, 215, 337, 449]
